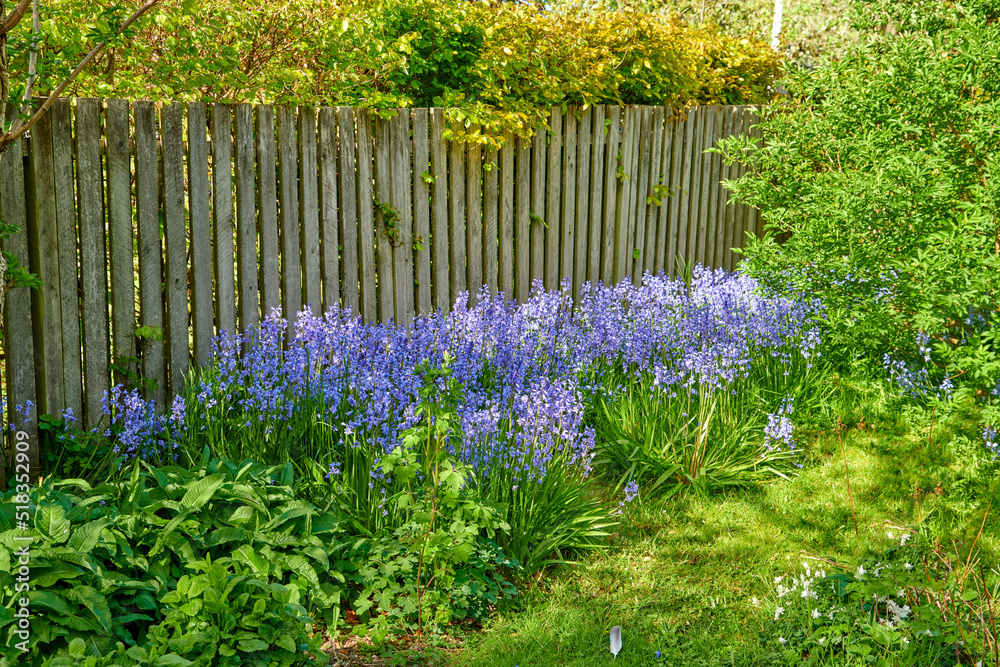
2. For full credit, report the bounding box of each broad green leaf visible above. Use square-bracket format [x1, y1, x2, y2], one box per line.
[67, 519, 111, 553]
[63, 585, 113, 634]
[36, 505, 71, 544]
[180, 473, 226, 510]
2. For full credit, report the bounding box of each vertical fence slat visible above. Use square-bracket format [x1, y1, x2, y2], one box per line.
[161, 102, 188, 397]
[390, 109, 414, 326]
[318, 108, 340, 313]
[374, 115, 395, 324]
[355, 109, 378, 324]
[643, 106, 664, 278]
[1, 132, 38, 462]
[588, 105, 606, 285]
[655, 109, 674, 276]
[672, 109, 692, 276]
[299, 107, 321, 316]
[516, 134, 531, 301]
[135, 101, 165, 406]
[256, 105, 281, 318]
[683, 107, 703, 271]
[337, 107, 359, 315]
[411, 109, 432, 315]
[188, 103, 214, 364]
[29, 108, 63, 414]
[574, 106, 591, 299]
[276, 106, 302, 322]
[499, 131, 515, 299]
[483, 143, 499, 299]
[233, 104, 259, 333]
[448, 123, 467, 303]
[633, 106, 653, 284]
[530, 125, 545, 286]
[601, 106, 620, 286]
[560, 108, 577, 290]
[544, 108, 562, 291]
[719, 107, 734, 271]
[705, 106, 723, 269]
[74, 99, 108, 429]
[466, 125, 483, 302]
[104, 99, 135, 385]
[212, 104, 236, 336]
[51, 99, 82, 418]
[697, 107, 717, 268]
[613, 106, 635, 284]
[429, 109, 449, 312]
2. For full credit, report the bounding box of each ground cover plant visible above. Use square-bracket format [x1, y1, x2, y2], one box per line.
[3, 267, 825, 663]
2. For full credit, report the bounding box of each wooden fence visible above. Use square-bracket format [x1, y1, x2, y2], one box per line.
[0, 99, 761, 465]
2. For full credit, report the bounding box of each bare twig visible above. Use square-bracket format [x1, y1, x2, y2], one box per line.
[0, 0, 161, 153]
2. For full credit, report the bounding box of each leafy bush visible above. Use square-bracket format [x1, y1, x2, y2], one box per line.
[718, 0, 1000, 430]
[12, 0, 781, 143]
[0, 456, 341, 665]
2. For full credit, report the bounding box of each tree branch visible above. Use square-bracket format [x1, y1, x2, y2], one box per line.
[0, 0, 161, 153]
[0, 0, 31, 37]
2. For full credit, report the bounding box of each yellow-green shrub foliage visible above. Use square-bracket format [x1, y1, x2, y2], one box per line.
[17, 0, 781, 142]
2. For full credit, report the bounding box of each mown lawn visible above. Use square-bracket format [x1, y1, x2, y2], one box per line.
[424, 410, 998, 667]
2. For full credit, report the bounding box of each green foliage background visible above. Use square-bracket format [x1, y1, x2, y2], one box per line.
[0, 0, 782, 143]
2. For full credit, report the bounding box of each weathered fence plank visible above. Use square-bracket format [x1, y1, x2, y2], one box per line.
[448, 123, 466, 303]
[318, 107, 340, 313]
[257, 105, 281, 319]
[544, 107, 562, 291]
[411, 109, 432, 315]
[51, 99, 82, 420]
[634, 106, 654, 283]
[574, 106, 592, 299]
[390, 110, 414, 326]
[355, 109, 378, 324]
[515, 134, 532, 301]
[74, 99, 108, 429]
[189, 103, 215, 363]
[277, 106, 302, 322]
[560, 108, 577, 289]
[732, 107, 748, 261]
[374, 114, 395, 324]
[655, 109, 674, 276]
[135, 101, 165, 406]
[299, 107, 322, 316]
[466, 125, 483, 302]
[530, 125, 545, 287]
[705, 106, 723, 268]
[429, 109, 449, 312]
[601, 105, 620, 286]
[642, 106, 664, 278]
[212, 105, 236, 336]
[588, 105, 607, 286]
[613, 106, 635, 284]
[29, 109, 64, 414]
[1, 132, 38, 457]
[104, 99, 135, 384]
[718, 107, 736, 271]
[161, 102, 189, 396]
[499, 131, 515, 299]
[337, 107, 359, 315]
[233, 103, 259, 333]
[483, 143, 499, 298]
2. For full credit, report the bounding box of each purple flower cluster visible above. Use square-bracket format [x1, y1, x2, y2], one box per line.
[985, 426, 998, 459]
[97, 267, 821, 483]
[102, 386, 178, 466]
[764, 399, 795, 453]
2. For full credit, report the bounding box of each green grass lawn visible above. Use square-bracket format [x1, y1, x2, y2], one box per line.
[431, 411, 999, 667]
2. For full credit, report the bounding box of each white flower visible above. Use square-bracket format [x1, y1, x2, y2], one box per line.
[887, 531, 894, 539]
[904, 562, 913, 570]
[775, 606, 785, 620]
[752, 596, 759, 606]
[774, 576, 783, 584]
[819, 637, 827, 645]
[901, 534, 910, 545]
[811, 609, 820, 619]
[901, 637, 909, 645]
[856, 565, 867, 578]
[778, 637, 787, 644]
